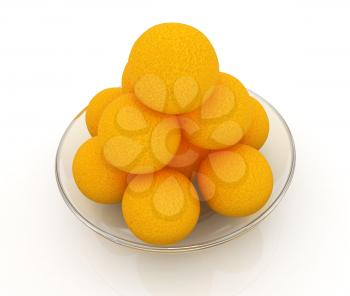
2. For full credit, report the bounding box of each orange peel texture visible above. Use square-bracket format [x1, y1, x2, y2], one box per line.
[179, 72, 254, 150]
[122, 23, 219, 114]
[98, 93, 181, 174]
[122, 168, 200, 245]
[198, 144, 273, 216]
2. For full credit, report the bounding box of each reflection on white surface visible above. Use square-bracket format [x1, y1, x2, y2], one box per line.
[79, 223, 281, 296]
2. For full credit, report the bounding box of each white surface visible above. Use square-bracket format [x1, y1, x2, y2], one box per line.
[0, 0, 349, 295]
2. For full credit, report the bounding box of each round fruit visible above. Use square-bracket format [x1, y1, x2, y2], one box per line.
[198, 144, 273, 216]
[179, 72, 254, 150]
[122, 168, 200, 245]
[72, 137, 127, 204]
[98, 93, 181, 174]
[86, 88, 125, 136]
[122, 23, 219, 114]
[167, 136, 208, 178]
[240, 97, 269, 149]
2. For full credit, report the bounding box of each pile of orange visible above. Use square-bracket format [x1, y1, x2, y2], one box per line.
[72, 23, 273, 245]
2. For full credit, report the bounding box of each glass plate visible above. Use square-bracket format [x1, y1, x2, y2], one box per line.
[55, 90, 296, 253]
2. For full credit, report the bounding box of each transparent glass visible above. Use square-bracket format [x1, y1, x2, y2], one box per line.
[55, 90, 296, 253]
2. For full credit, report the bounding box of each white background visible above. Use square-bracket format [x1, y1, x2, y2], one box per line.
[1, 0, 349, 295]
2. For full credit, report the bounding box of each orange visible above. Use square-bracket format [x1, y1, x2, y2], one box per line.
[72, 137, 127, 203]
[122, 23, 219, 114]
[98, 93, 181, 174]
[86, 88, 125, 136]
[198, 144, 273, 216]
[240, 97, 269, 149]
[122, 169, 200, 245]
[179, 73, 253, 150]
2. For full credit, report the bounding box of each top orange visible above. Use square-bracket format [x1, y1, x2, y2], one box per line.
[122, 23, 219, 114]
